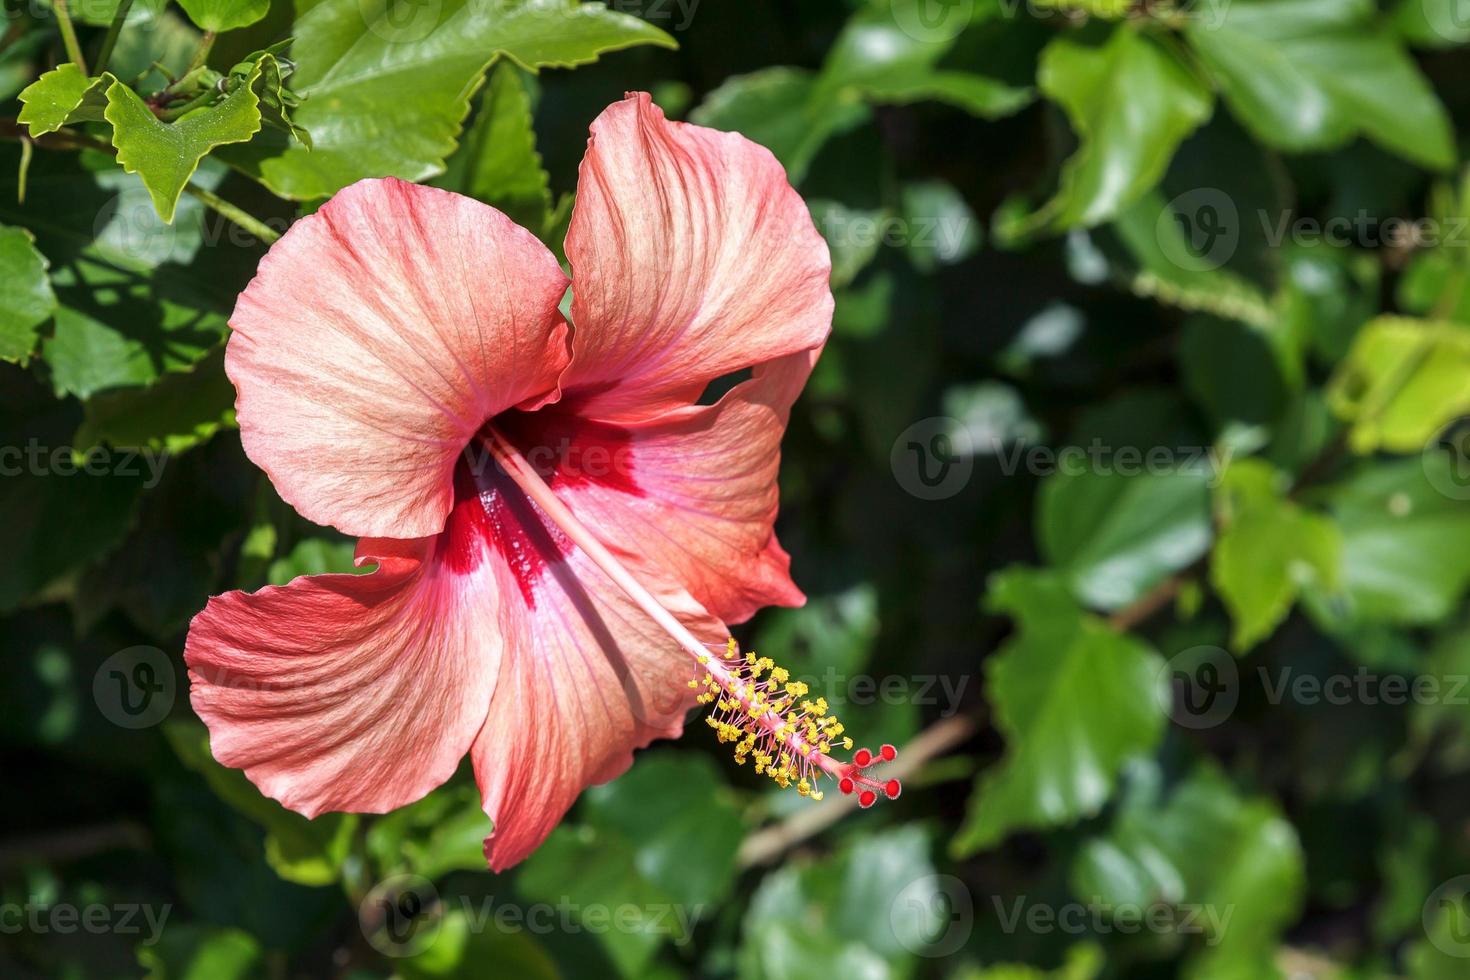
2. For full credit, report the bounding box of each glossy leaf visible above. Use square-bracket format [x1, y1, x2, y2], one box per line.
[1188, 0, 1456, 170]
[0, 224, 57, 364]
[1073, 763, 1305, 975]
[1039, 467, 1213, 611]
[16, 63, 109, 136]
[953, 569, 1167, 855]
[75, 346, 235, 455]
[740, 826, 941, 978]
[1309, 458, 1470, 625]
[434, 62, 554, 236]
[106, 69, 265, 223]
[1211, 459, 1341, 650]
[1327, 317, 1470, 454]
[219, 0, 677, 200]
[690, 67, 869, 185]
[1000, 29, 1213, 241]
[176, 0, 270, 32]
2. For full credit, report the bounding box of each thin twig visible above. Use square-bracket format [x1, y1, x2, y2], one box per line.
[183, 183, 282, 244]
[93, 0, 136, 75]
[52, 0, 88, 74]
[0, 822, 149, 868]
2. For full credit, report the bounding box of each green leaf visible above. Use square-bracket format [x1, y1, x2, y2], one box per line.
[1210, 459, 1342, 650]
[1326, 317, 1470, 454]
[219, 0, 676, 200]
[900, 180, 981, 272]
[1186, 0, 1456, 171]
[1106, 191, 1275, 331]
[517, 827, 681, 977]
[816, 0, 1034, 118]
[176, 0, 270, 32]
[808, 199, 886, 288]
[75, 346, 235, 455]
[165, 720, 358, 886]
[265, 536, 365, 585]
[0, 224, 57, 364]
[1038, 467, 1213, 612]
[690, 67, 869, 185]
[1073, 763, 1304, 975]
[364, 783, 489, 880]
[398, 908, 558, 980]
[229, 45, 311, 148]
[0, 151, 240, 396]
[434, 62, 554, 236]
[580, 753, 744, 909]
[953, 569, 1167, 855]
[519, 752, 743, 973]
[964, 946, 1106, 980]
[136, 925, 263, 980]
[691, 0, 1027, 184]
[106, 69, 265, 223]
[740, 826, 943, 977]
[1309, 458, 1470, 625]
[16, 63, 110, 136]
[1394, 0, 1470, 48]
[1000, 29, 1213, 241]
[1179, 316, 1291, 428]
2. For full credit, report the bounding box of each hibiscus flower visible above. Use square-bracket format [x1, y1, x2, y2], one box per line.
[185, 93, 899, 871]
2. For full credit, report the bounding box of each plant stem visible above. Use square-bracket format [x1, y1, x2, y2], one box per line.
[182, 183, 281, 244]
[184, 29, 216, 76]
[93, 0, 135, 74]
[52, 0, 88, 74]
[17, 136, 31, 203]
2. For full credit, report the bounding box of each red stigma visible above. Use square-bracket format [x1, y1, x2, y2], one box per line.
[840, 744, 901, 809]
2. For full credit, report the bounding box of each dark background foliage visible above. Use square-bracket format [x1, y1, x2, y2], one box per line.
[4, 0, 1470, 976]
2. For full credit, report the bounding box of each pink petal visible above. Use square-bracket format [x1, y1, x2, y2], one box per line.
[442, 452, 726, 871]
[184, 538, 504, 817]
[562, 92, 832, 421]
[507, 349, 818, 625]
[228, 177, 571, 539]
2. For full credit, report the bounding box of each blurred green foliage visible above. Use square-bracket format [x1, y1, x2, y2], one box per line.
[4, 0, 1470, 977]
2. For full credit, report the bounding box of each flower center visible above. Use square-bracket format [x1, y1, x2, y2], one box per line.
[438, 408, 641, 604]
